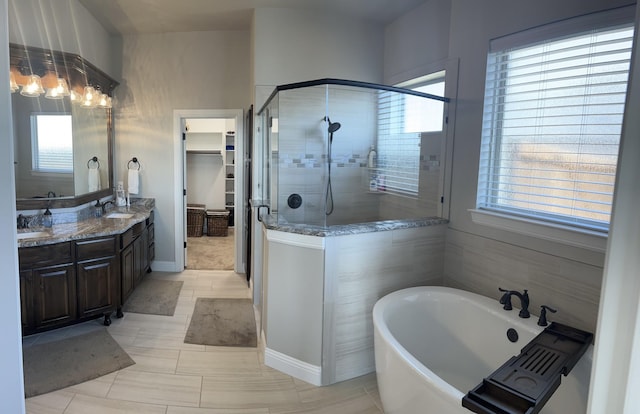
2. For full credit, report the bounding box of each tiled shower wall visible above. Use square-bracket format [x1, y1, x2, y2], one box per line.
[275, 86, 380, 226]
[274, 85, 445, 226]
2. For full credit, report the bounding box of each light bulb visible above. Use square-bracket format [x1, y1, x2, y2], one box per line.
[10, 72, 18, 93]
[20, 75, 45, 97]
[45, 78, 70, 99]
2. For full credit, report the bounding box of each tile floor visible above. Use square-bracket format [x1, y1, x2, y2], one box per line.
[23, 270, 384, 414]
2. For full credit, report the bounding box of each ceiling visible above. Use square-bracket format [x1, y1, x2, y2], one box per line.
[78, 0, 427, 35]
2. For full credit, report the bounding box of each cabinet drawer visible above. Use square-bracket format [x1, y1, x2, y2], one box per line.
[76, 237, 117, 260]
[19, 242, 73, 268]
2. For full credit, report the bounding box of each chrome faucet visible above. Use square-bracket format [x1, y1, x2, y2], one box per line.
[498, 287, 530, 318]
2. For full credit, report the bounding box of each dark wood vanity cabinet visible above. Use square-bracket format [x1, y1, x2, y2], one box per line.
[118, 212, 155, 314]
[75, 237, 118, 326]
[19, 242, 77, 334]
[19, 212, 155, 335]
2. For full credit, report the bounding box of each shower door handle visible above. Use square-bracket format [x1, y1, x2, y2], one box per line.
[255, 205, 270, 222]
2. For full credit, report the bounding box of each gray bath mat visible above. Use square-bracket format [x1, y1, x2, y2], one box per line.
[23, 328, 134, 398]
[184, 298, 257, 347]
[123, 278, 184, 316]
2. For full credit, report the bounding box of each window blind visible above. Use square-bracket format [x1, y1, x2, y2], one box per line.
[477, 22, 634, 232]
[377, 90, 421, 197]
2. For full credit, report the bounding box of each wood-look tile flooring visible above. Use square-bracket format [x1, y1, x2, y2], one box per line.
[24, 270, 384, 413]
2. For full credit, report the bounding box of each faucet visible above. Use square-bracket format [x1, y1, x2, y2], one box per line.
[100, 200, 114, 214]
[17, 214, 29, 229]
[498, 287, 530, 318]
[95, 199, 114, 215]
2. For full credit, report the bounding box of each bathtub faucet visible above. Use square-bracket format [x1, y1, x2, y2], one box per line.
[498, 288, 530, 318]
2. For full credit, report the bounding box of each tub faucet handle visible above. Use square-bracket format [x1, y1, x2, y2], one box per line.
[537, 305, 557, 326]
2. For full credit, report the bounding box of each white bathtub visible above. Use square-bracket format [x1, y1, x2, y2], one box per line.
[373, 286, 592, 414]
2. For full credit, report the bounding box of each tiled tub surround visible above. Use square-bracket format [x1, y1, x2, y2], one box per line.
[17, 198, 155, 248]
[444, 228, 603, 335]
[261, 217, 447, 385]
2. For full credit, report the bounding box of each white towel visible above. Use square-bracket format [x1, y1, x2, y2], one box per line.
[128, 169, 139, 194]
[88, 168, 101, 192]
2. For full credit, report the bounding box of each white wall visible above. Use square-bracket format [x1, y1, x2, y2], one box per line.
[589, 3, 640, 412]
[115, 31, 250, 266]
[253, 7, 384, 86]
[8, 0, 115, 78]
[383, 0, 451, 84]
[0, 0, 27, 410]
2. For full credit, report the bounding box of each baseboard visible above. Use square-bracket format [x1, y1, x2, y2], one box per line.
[150, 261, 180, 272]
[264, 347, 322, 386]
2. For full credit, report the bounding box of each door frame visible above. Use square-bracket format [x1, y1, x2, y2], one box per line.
[173, 109, 244, 272]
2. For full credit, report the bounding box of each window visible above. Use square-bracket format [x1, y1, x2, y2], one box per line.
[31, 114, 73, 173]
[377, 74, 446, 197]
[477, 9, 634, 233]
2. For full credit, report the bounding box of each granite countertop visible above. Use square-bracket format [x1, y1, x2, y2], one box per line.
[17, 198, 155, 248]
[262, 215, 448, 237]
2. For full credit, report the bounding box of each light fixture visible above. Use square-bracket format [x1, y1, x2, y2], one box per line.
[97, 93, 112, 109]
[69, 89, 81, 103]
[45, 77, 70, 99]
[20, 74, 45, 97]
[81, 85, 98, 107]
[9, 71, 18, 93]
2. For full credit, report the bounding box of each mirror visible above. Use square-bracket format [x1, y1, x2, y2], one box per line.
[10, 43, 118, 210]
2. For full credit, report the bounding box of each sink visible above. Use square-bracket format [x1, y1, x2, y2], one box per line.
[17, 231, 49, 240]
[106, 213, 135, 219]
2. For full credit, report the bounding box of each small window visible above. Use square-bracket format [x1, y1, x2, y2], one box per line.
[377, 73, 446, 197]
[477, 11, 634, 233]
[31, 114, 73, 173]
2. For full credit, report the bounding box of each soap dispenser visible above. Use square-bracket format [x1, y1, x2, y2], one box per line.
[43, 207, 53, 228]
[115, 181, 126, 206]
[368, 145, 377, 168]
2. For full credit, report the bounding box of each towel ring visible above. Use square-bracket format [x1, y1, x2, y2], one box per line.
[127, 157, 141, 170]
[87, 156, 100, 169]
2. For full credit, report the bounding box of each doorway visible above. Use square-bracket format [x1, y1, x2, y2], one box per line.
[185, 117, 236, 270]
[173, 109, 245, 274]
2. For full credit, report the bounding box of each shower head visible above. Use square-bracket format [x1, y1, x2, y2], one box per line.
[324, 116, 341, 133]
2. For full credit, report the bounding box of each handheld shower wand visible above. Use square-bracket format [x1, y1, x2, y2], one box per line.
[323, 117, 341, 215]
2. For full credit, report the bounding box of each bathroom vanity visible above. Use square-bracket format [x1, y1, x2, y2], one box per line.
[18, 199, 155, 335]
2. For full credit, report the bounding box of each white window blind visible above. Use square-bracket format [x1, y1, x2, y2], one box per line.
[377, 90, 421, 197]
[477, 17, 634, 232]
[31, 114, 73, 173]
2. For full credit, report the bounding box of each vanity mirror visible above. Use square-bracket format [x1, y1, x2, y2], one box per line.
[10, 43, 118, 210]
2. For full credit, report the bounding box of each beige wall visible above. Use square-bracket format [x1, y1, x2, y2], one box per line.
[114, 31, 250, 265]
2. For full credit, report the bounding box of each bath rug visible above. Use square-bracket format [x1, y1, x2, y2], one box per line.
[123, 278, 184, 316]
[184, 298, 257, 347]
[23, 328, 134, 398]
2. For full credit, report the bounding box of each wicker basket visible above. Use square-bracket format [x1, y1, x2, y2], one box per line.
[187, 205, 206, 237]
[206, 210, 230, 237]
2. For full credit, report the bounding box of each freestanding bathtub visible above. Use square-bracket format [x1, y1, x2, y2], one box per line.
[373, 286, 592, 414]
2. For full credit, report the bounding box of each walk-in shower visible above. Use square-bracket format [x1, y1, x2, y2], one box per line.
[256, 78, 450, 228]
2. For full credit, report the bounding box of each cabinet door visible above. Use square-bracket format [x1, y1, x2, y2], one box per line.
[32, 263, 76, 329]
[121, 243, 135, 304]
[19, 270, 34, 334]
[77, 256, 117, 318]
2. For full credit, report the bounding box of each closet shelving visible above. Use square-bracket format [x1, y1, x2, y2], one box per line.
[225, 132, 235, 227]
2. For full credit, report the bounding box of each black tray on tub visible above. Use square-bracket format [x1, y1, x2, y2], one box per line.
[462, 322, 593, 414]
